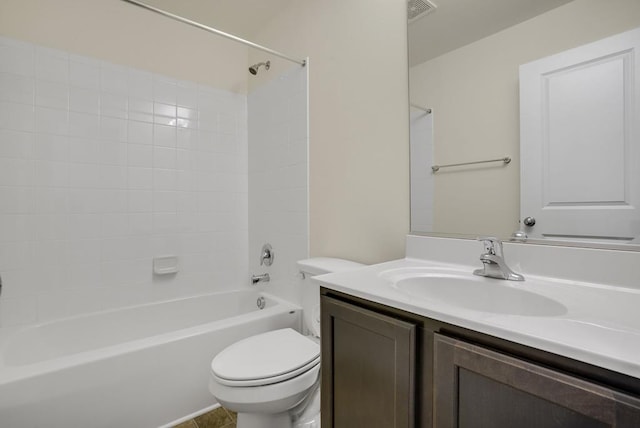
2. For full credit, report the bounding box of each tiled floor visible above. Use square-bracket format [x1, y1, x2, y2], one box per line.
[173, 407, 237, 428]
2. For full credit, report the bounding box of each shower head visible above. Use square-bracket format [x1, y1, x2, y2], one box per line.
[249, 61, 270, 75]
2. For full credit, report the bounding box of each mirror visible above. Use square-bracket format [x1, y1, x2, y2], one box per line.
[409, 0, 640, 250]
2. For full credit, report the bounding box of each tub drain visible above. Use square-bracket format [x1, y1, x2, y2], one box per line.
[256, 296, 266, 309]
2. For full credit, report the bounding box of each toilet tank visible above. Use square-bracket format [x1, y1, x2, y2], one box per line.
[297, 257, 364, 337]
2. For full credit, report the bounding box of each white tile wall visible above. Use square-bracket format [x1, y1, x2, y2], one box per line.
[0, 36, 250, 326]
[248, 65, 309, 305]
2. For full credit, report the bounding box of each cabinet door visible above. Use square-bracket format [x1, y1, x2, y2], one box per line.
[434, 334, 640, 428]
[321, 296, 416, 428]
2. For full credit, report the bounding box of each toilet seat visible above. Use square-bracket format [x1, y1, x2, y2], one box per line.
[211, 328, 320, 387]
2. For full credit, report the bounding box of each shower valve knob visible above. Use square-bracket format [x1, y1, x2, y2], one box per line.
[260, 243, 274, 266]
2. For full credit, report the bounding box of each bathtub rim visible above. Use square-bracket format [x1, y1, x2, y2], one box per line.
[0, 290, 301, 385]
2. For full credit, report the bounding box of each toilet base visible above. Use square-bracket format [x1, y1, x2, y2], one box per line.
[292, 383, 321, 428]
[293, 411, 320, 428]
[237, 411, 292, 428]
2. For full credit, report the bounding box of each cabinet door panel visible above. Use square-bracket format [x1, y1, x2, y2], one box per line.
[434, 334, 640, 428]
[458, 367, 606, 428]
[321, 296, 416, 428]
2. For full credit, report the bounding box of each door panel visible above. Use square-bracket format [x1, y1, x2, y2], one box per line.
[321, 296, 416, 428]
[520, 27, 640, 243]
[434, 334, 640, 428]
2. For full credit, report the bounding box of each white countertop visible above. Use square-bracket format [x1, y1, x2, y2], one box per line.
[315, 257, 640, 379]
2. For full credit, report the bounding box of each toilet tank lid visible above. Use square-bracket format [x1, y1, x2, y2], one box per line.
[297, 257, 365, 276]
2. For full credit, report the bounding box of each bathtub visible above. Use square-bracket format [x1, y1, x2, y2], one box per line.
[0, 290, 301, 428]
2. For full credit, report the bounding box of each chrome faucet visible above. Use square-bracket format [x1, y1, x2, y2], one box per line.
[251, 273, 270, 285]
[473, 237, 524, 281]
[260, 243, 274, 266]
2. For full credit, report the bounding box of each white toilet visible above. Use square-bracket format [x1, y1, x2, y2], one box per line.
[208, 258, 364, 428]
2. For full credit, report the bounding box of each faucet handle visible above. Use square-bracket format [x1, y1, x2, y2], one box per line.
[260, 243, 274, 266]
[476, 236, 503, 256]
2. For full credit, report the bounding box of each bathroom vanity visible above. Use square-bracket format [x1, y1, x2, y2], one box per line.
[316, 236, 640, 428]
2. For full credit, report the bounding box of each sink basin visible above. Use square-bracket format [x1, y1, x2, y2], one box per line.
[383, 269, 567, 317]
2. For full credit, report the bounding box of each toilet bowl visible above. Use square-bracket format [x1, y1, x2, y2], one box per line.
[208, 258, 364, 428]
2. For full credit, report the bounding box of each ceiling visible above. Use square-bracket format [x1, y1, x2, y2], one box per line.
[141, 0, 574, 67]
[409, 0, 575, 66]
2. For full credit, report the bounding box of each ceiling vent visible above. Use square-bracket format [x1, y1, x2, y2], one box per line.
[408, 0, 437, 23]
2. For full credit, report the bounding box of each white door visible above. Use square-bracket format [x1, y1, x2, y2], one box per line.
[520, 27, 640, 243]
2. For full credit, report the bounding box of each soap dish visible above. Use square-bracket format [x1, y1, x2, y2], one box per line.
[153, 256, 179, 275]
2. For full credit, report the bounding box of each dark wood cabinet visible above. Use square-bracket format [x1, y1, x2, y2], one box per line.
[321, 295, 417, 428]
[321, 290, 640, 428]
[434, 334, 640, 428]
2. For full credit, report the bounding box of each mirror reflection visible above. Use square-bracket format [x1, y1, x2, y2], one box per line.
[409, 0, 640, 249]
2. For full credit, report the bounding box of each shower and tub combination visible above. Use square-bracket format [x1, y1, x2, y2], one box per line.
[0, 291, 301, 427]
[0, 0, 309, 426]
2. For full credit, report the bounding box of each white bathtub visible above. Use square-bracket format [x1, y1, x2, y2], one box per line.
[0, 290, 301, 428]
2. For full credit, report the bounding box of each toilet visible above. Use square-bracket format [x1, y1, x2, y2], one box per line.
[208, 258, 364, 428]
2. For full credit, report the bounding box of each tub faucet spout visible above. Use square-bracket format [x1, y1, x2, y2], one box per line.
[251, 273, 270, 285]
[473, 237, 524, 281]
